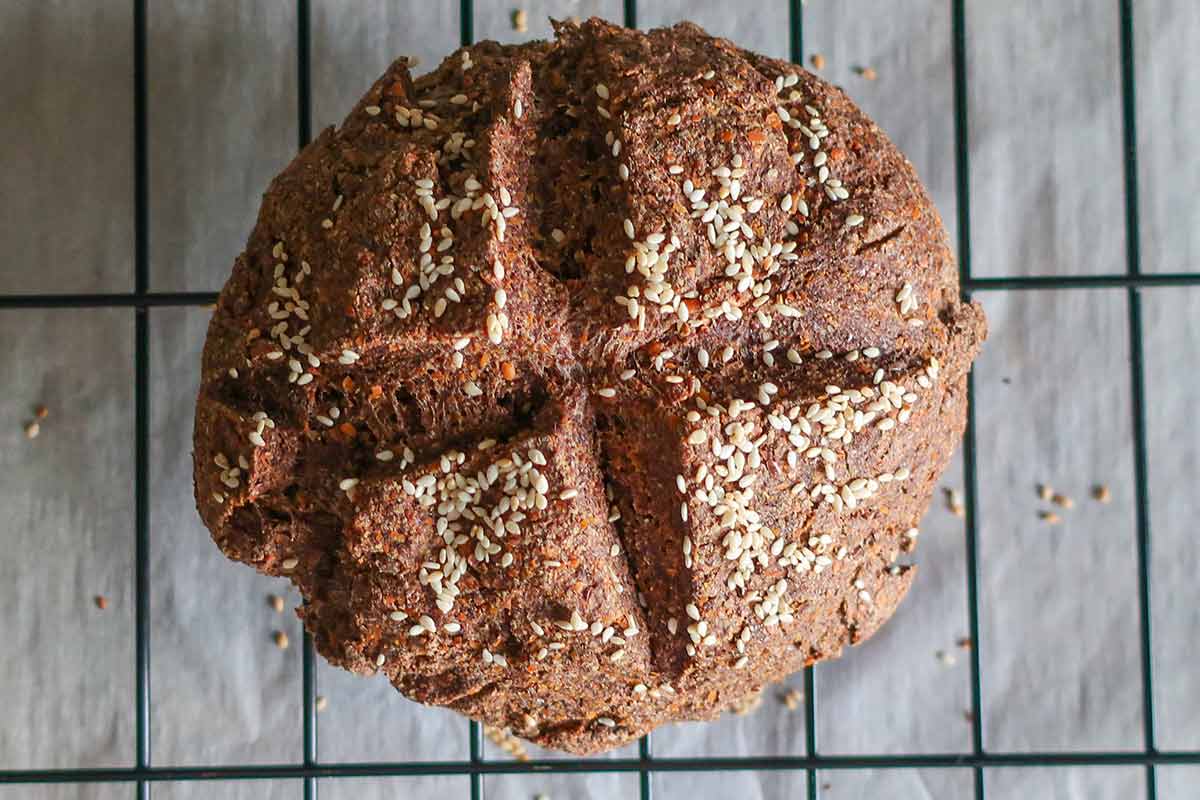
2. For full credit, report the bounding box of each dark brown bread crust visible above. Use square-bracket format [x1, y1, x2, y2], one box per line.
[193, 18, 985, 754]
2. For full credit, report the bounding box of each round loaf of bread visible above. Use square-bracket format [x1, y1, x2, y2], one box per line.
[194, 18, 986, 753]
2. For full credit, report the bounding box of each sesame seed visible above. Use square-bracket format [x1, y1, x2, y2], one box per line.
[513, 99, 524, 118]
[486, 313, 504, 344]
[559, 488, 578, 500]
[623, 218, 635, 239]
[389, 610, 408, 622]
[597, 387, 617, 398]
[667, 113, 682, 126]
[364, 105, 381, 116]
[281, 558, 299, 571]
[338, 477, 359, 491]
[595, 83, 610, 99]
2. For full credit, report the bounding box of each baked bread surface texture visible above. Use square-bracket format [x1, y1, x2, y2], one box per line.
[193, 18, 986, 754]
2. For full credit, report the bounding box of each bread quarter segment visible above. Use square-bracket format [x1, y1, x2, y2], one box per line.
[194, 18, 985, 753]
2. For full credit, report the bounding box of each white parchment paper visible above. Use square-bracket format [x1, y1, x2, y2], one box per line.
[3, 1, 1198, 798]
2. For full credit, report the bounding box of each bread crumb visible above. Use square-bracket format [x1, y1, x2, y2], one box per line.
[273, 630, 289, 650]
[944, 488, 964, 517]
[963, 709, 976, 723]
[809, 53, 826, 70]
[780, 687, 803, 711]
[1051, 492, 1074, 509]
[936, 650, 957, 667]
[1092, 484, 1111, 503]
[24, 421, 40, 439]
[315, 695, 328, 713]
[511, 9, 527, 33]
[731, 690, 763, 716]
[35, 405, 49, 419]
[956, 636, 973, 650]
[268, 594, 285, 613]
[1038, 510, 1061, 525]
[1037, 483, 1054, 502]
[94, 595, 108, 610]
[484, 723, 529, 761]
[856, 66, 878, 80]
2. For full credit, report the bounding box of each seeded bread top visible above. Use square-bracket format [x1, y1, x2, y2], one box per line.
[194, 18, 985, 753]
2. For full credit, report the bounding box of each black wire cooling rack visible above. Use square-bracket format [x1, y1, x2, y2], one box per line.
[2, 1, 1199, 798]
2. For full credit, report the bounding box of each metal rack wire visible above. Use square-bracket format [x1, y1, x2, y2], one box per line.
[0, 0, 1197, 797]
